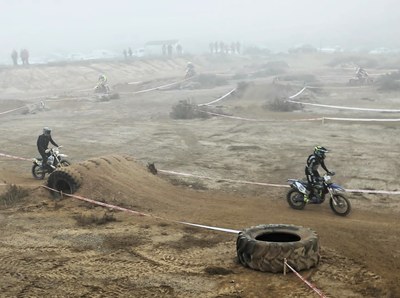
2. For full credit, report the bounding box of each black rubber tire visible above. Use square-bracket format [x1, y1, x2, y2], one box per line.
[47, 168, 82, 198]
[286, 189, 306, 210]
[329, 194, 351, 216]
[237, 224, 320, 273]
[32, 164, 45, 180]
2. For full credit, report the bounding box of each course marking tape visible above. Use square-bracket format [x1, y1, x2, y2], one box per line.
[0, 152, 400, 195]
[288, 99, 400, 113]
[0, 105, 29, 115]
[128, 78, 191, 94]
[1, 78, 192, 116]
[41, 185, 240, 234]
[158, 169, 289, 188]
[196, 109, 323, 122]
[323, 117, 400, 122]
[346, 188, 400, 195]
[0, 152, 32, 161]
[1, 153, 400, 196]
[288, 87, 307, 99]
[284, 259, 327, 298]
[159, 169, 400, 196]
[198, 88, 237, 106]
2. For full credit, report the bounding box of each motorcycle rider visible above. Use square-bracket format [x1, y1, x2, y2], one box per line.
[98, 74, 107, 85]
[37, 127, 59, 171]
[95, 74, 109, 93]
[304, 146, 333, 203]
[185, 62, 196, 78]
[356, 67, 368, 80]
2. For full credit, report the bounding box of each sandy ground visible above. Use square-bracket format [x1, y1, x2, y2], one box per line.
[1, 53, 400, 297]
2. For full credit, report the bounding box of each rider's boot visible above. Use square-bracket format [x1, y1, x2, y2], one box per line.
[304, 189, 311, 203]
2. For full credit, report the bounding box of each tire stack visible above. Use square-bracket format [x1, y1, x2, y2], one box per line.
[236, 224, 320, 273]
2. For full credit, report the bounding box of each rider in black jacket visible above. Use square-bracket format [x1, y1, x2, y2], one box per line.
[37, 127, 59, 170]
[304, 146, 333, 203]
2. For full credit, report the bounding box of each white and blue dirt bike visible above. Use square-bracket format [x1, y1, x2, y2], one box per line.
[287, 172, 351, 216]
[32, 146, 70, 180]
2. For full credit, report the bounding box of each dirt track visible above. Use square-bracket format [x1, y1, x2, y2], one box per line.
[1, 54, 400, 297]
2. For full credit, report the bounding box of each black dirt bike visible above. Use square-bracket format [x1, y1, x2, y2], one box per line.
[32, 146, 70, 180]
[286, 172, 351, 216]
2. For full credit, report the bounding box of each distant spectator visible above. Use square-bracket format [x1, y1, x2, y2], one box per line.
[123, 49, 127, 59]
[20, 49, 29, 65]
[162, 44, 167, 56]
[231, 42, 236, 54]
[214, 41, 219, 53]
[11, 49, 18, 66]
[236, 41, 241, 54]
[219, 41, 225, 54]
[224, 44, 229, 54]
[176, 43, 183, 56]
[128, 47, 133, 57]
[167, 44, 173, 57]
[209, 42, 214, 54]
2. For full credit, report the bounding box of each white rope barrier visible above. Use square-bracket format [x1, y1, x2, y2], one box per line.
[288, 99, 400, 113]
[198, 88, 237, 106]
[2, 153, 399, 196]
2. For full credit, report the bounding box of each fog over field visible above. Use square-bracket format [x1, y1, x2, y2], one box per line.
[1, 0, 399, 62]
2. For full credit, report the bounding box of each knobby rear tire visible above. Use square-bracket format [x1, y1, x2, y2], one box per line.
[286, 189, 306, 210]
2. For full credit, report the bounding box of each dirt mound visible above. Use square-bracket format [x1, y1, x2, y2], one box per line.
[65, 155, 204, 218]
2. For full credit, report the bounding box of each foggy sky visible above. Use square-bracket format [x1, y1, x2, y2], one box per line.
[1, 0, 399, 59]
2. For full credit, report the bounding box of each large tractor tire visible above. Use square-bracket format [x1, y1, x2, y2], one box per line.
[47, 168, 82, 198]
[236, 224, 320, 273]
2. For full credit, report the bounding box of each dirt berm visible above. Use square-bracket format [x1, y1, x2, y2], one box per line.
[49, 155, 247, 223]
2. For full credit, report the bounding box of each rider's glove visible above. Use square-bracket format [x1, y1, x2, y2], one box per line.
[327, 171, 335, 176]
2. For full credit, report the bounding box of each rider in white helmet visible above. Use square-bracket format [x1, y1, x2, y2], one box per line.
[37, 127, 59, 171]
[185, 62, 196, 78]
[356, 67, 368, 80]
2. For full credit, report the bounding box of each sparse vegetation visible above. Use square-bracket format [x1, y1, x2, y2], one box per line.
[73, 211, 116, 226]
[204, 266, 233, 275]
[235, 81, 252, 97]
[264, 97, 303, 112]
[0, 184, 29, 207]
[170, 99, 211, 119]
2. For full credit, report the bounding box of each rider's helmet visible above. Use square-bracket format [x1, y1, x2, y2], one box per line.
[43, 127, 51, 136]
[314, 145, 329, 159]
[187, 61, 193, 68]
[98, 74, 107, 83]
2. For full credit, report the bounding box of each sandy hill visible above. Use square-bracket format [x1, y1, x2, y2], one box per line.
[55, 155, 247, 225]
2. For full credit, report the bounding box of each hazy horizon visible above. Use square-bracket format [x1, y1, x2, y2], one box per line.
[1, 0, 399, 62]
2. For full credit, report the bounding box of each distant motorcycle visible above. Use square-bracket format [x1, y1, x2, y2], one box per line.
[93, 84, 119, 101]
[286, 172, 351, 216]
[185, 68, 196, 79]
[32, 146, 70, 180]
[94, 83, 111, 94]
